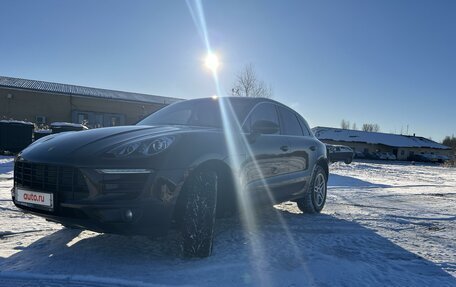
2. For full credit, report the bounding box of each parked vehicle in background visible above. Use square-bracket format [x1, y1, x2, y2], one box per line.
[377, 152, 389, 160]
[366, 152, 396, 161]
[12, 97, 329, 258]
[410, 153, 448, 163]
[410, 154, 433, 163]
[384, 152, 397, 160]
[354, 151, 366, 159]
[326, 144, 354, 164]
[436, 154, 450, 163]
[50, 122, 88, 134]
[366, 152, 380, 160]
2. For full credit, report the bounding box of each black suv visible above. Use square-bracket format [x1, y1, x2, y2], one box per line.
[12, 97, 328, 257]
[326, 144, 354, 164]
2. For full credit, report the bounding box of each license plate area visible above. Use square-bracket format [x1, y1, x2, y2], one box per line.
[15, 188, 54, 211]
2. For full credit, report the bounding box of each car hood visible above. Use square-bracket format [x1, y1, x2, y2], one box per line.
[19, 125, 213, 164]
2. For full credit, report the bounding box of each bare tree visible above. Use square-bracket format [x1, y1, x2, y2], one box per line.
[341, 119, 350, 129]
[352, 122, 357, 130]
[443, 135, 456, 150]
[231, 64, 273, 98]
[362, 123, 380, 132]
[373, 124, 380, 132]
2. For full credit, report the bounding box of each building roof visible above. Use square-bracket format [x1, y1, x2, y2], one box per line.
[0, 75, 182, 105]
[312, 126, 450, 150]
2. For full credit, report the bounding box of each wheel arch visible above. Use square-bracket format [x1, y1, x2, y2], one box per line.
[315, 156, 329, 180]
[172, 159, 236, 222]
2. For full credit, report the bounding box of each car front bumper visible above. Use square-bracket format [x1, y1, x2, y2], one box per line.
[12, 164, 187, 237]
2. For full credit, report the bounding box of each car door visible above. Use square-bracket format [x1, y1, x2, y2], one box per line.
[340, 147, 353, 161]
[276, 106, 315, 200]
[241, 103, 290, 203]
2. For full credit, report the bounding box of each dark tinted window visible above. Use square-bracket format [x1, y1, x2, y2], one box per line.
[243, 103, 279, 134]
[138, 98, 254, 128]
[278, 106, 303, 136]
[297, 116, 311, 136]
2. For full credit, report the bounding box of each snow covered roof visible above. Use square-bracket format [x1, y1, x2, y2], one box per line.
[0, 76, 182, 105]
[0, 120, 34, 126]
[312, 127, 450, 150]
[50, 122, 88, 129]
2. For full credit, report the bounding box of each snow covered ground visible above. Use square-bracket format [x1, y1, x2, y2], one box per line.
[0, 155, 455, 286]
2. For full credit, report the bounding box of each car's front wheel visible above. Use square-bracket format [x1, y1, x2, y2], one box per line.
[296, 165, 327, 213]
[180, 169, 218, 258]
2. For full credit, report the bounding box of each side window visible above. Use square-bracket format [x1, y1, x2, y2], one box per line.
[297, 115, 311, 136]
[278, 106, 303, 136]
[243, 103, 279, 134]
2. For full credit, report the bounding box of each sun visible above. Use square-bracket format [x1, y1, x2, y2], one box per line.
[204, 53, 220, 72]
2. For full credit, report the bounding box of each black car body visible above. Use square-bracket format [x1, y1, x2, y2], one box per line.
[12, 97, 328, 257]
[326, 144, 354, 164]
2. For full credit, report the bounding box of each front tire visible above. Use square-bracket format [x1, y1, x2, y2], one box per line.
[180, 170, 218, 258]
[297, 165, 327, 213]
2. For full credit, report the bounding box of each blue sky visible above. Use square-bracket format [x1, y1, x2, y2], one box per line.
[1, 0, 455, 141]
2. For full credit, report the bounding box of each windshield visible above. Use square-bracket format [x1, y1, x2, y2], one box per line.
[137, 98, 254, 128]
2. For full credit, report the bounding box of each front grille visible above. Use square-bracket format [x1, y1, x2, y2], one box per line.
[14, 162, 89, 202]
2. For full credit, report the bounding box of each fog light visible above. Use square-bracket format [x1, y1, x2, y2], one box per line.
[125, 209, 133, 221]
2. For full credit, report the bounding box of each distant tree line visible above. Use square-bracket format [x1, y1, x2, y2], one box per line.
[443, 135, 456, 151]
[362, 123, 380, 132]
[340, 119, 350, 129]
[340, 119, 380, 132]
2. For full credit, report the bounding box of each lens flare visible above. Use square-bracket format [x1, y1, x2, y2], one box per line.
[205, 53, 220, 72]
[186, 0, 315, 284]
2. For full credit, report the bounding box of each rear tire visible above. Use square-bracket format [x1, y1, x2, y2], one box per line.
[297, 165, 327, 213]
[180, 170, 218, 258]
[344, 158, 352, 164]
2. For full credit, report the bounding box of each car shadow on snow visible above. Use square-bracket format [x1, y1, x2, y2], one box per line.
[0, 207, 454, 287]
[328, 174, 452, 190]
[328, 174, 391, 189]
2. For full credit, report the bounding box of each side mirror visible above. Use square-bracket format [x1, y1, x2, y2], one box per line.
[251, 120, 279, 135]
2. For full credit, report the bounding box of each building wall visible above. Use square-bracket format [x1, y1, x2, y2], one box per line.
[1, 88, 70, 123]
[0, 87, 166, 127]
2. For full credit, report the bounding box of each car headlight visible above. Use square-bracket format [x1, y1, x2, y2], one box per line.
[106, 136, 174, 158]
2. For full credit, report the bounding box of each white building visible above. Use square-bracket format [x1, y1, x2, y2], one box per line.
[312, 127, 452, 161]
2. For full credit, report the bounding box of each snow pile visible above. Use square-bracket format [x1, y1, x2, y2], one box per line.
[34, 130, 52, 134]
[0, 156, 14, 180]
[0, 161, 455, 286]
